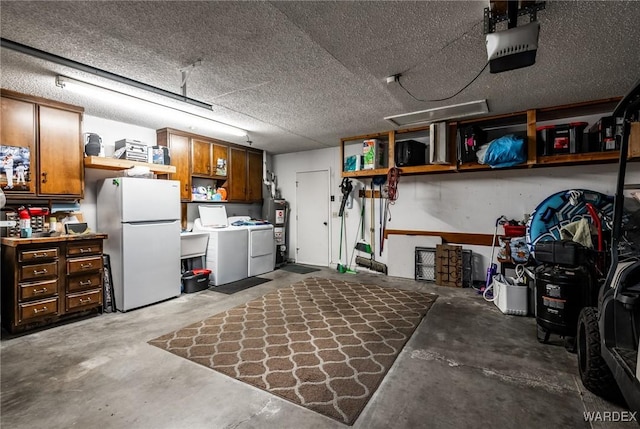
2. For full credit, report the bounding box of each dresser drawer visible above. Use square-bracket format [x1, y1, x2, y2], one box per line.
[67, 256, 103, 275]
[67, 241, 102, 257]
[19, 261, 58, 282]
[18, 297, 59, 323]
[19, 248, 58, 263]
[19, 279, 58, 300]
[68, 273, 102, 292]
[66, 289, 102, 312]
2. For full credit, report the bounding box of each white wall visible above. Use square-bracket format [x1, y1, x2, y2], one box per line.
[273, 145, 640, 280]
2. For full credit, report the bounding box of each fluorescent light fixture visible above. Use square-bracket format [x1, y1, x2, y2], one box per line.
[1, 38, 213, 110]
[55, 75, 248, 137]
[384, 99, 489, 127]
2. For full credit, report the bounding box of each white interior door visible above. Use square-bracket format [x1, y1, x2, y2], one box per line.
[296, 170, 330, 266]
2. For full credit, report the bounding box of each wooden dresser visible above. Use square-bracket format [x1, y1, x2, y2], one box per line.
[1, 234, 107, 333]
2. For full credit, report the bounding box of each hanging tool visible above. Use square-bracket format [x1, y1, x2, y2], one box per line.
[372, 175, 387, 257]
[337, 212, 347, 273]
[381, 196, 390, 254]
[355, 182, 373, 254]
[482, 215, 508, 295]
[380, 167, 400, 254]
[356, 177, 388, 274]
[338, 177, 353, 217]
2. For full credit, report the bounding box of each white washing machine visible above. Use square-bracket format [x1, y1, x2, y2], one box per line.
[193, 206, 248, 286]
[228, 216, 275, 276]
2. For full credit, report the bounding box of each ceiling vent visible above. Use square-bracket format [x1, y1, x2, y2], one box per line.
[384, 99, 489, 127]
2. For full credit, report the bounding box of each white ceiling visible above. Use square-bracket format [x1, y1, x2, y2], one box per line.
[1, 1, 639, 154]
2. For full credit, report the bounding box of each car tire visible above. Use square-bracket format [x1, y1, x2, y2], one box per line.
[577, 307, 622, 402]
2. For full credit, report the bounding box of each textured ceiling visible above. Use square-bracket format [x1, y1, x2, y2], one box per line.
[1, 1, 639, 154]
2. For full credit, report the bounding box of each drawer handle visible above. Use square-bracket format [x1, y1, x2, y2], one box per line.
[33, 269, 48, 275]
[32, 253, 48, 258]
[79, 248, 92, 254]
[79, 297, 92, 304]
[33, 288, 48, 294]
[33, 307, 48, 314]
[80, 263, 93, 269]
[79, 280, 92, 286]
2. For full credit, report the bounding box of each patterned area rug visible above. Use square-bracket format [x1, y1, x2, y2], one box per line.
[149, 277, 437, 425]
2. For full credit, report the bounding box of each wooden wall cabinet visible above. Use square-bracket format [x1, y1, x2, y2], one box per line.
[157, 128, 262, 203]
[1, 236, 105, 333]
[191, 139, 229, 178]
[1, 90, 84, 199]
[192, 139, 213, 176]
[0, 96, 37, 195]
[38, 105, 83, 196]
[228, 147, 263, 202]
[247, 150, 263, 202]
[0, 90, 84, 199]
[160, 131, 191, 201]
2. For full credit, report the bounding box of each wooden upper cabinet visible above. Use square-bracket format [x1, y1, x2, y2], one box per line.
[0, 97, 37, 195]
[169, 133, 191, 201]
[247, 150, 263, 202]
[38, 106, 83, 197]
[191, 139, 212, 176]
[229, 147, 247, 201]
[212, 143, 228, 177]
[156, 127, 261, 203]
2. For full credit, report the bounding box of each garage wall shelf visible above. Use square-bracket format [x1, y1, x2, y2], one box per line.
[341, 97, 626, 178]
[83, 156, 176, 175]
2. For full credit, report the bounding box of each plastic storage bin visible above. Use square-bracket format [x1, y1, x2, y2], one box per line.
[493, 277, 528, 316]
[537, 122, 588, 155]
[503, 224, 526, 237]
[182, 269, 211, 293]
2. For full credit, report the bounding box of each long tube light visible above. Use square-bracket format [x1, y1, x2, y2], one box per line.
[56, 75, 248, 137]
[1, 38, 213, 110]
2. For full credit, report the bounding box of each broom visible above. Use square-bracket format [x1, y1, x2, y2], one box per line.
[355, 183, 373, 254]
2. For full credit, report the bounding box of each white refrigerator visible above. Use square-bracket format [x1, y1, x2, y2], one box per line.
[97, 177, 181, 312]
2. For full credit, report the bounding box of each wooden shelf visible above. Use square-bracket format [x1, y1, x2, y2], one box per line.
[342, 168, 388, 178]
[341, 97, 629, 178]
[397, 164, 456, 175]
[536, 151, 619, 166]
[84, 156, 176, 174]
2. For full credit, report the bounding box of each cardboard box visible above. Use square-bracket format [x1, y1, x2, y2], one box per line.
[628, 122, 640, 159]
[362, 139, 387, 170]
[435, 244, 463, 287]
[344, 154, 361, 171]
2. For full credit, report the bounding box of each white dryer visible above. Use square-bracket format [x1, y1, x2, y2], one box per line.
[193, 206, 248, 286]
[228, 216, 275, 276]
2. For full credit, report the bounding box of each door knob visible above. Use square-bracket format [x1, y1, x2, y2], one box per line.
[323, 222, 328, 226]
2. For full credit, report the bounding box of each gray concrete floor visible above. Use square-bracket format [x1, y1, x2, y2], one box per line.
[1, 267, 634, 428]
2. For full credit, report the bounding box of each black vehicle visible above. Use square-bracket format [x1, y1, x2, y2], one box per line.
[577, 78, 640, 410]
